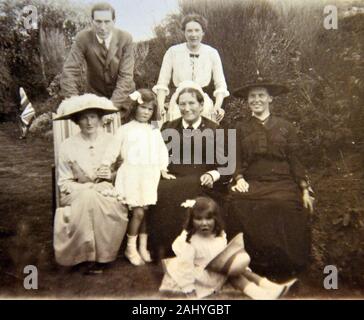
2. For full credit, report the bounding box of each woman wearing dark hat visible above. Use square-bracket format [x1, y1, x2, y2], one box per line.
[53, 94, 128, 273]
[227, 77, 314, 275]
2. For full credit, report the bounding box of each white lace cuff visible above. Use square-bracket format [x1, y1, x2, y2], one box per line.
[152, 84, 170, 96]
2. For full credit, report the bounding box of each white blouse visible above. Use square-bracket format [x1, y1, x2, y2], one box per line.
[153, 43, 229, 98]
[58, 131, 113, 194]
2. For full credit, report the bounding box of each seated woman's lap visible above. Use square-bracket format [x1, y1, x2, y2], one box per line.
[226, 196, 311, 274]
[60, 188, 127, 222]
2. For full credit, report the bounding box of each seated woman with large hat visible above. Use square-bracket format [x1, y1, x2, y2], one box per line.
[227, 76, 314, 276]
[53, 94, 128, 273]
[148, 81, 231, 257]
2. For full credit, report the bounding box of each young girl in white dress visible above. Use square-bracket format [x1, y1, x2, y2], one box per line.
[159, 196, 297, 299]
[101, 89, 174, 266]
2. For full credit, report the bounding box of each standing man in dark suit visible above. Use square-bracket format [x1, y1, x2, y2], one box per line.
[60, 2, 135, 119]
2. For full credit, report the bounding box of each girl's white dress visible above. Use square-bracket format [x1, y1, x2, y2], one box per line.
[102, 120, 169, 207]
[159, 230, 228, 298]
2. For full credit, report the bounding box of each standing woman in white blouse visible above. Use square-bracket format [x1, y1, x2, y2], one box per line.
[153, 14, 230, 123]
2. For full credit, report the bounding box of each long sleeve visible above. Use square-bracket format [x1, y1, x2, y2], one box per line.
[111, 37, 136, 112]
[157, 130, 169, 171]
[153, 48, 173, 95]
[60, 35, 85, 98]
[286, 123, 307, 185]
[58, 144, 90, 194]
[233, 123, 248, 181]
[172, 231, 195, 261]
[169, 231, 196, 292]
[214, 124, 234, 183]
[211, 49, 229, 98]
[102, 128, 124, 167]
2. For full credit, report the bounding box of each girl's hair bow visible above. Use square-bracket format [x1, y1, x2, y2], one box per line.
[129, 91, 144, 104]
[181, 199, 196, 208]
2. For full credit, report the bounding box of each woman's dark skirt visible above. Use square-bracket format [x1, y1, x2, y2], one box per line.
[226, 179, 311, 275]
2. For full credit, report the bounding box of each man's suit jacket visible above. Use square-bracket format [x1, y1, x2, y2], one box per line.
[60, 28, 135, 115]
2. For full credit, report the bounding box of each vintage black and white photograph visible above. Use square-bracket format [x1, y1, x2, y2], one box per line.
[0, 0, 363, 300]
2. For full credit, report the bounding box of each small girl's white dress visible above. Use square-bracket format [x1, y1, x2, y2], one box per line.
[102, 120, 169, 207]
[159, 230, 228, 298]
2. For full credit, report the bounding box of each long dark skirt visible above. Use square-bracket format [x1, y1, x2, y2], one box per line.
[226, 180, 311, 275]
[148, 174, 226, 257]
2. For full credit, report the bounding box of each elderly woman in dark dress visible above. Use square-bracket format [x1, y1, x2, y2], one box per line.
[227, 78, 314, 275]
[149, 81, 231, 257]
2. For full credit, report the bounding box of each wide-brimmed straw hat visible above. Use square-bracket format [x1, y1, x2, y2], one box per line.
[233, 74, 289, 99]
[53, 94, 118, 121]
[206, 233, 250, 277]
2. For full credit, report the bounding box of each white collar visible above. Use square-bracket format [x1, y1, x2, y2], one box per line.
[182, 117, 202, 129]
[252, 112, 271, 123]
[96, 32, 113, 49]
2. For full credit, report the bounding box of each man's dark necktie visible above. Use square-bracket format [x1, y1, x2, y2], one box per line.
[100, 40, 108, 64]
[100, 40, 112, 83]
[189, 53, 199, 58]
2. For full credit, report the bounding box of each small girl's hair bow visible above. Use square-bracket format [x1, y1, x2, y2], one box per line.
[129, 91, 144, 104]
[181, 199, 196, 208]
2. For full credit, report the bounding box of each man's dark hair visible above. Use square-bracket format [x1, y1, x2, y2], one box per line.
[91, 2, 116, 20]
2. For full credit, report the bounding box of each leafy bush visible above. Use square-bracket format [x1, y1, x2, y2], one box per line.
[0, 0, 90, 118]
[29, 112, 52, 138]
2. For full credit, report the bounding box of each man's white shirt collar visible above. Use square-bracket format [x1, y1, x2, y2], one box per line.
[96, 32, 113, 50]
[182, 117, 202, 129]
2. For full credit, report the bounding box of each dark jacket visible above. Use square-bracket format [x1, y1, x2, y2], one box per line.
[234, 115, 307, 185]
[161, 116, 232, 184]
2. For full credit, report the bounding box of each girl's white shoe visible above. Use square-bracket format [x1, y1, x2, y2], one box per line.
[242, 282, 281, 300]
[260, 277, 298, 298]
[139, 249, 153, 263]
[125, 247, 145, 266]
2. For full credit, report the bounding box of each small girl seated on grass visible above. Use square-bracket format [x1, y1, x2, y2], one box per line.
[159, 196, 297, 299]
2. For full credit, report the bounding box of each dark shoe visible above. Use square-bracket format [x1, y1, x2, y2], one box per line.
[0, 227, 15, 238]
[83, 262, 108, 275]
